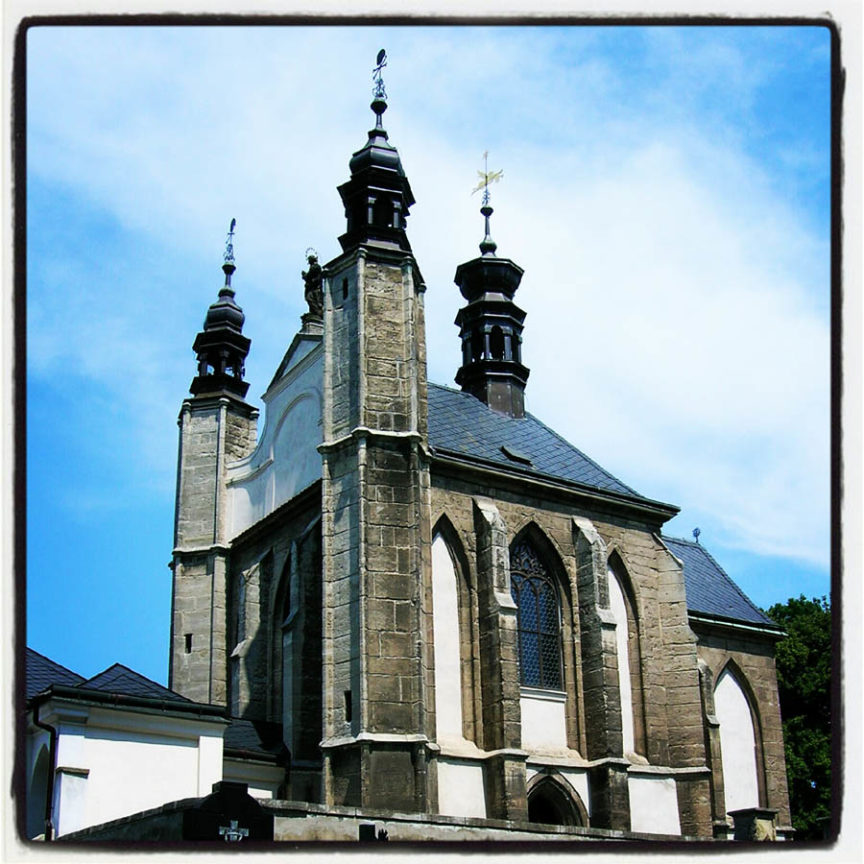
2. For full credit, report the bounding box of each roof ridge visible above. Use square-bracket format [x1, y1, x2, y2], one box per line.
[83, 662, 180, 692]
[662, 534, 703, 548]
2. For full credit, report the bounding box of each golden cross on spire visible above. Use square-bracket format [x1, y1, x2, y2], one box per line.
[472, 150, 503, 206]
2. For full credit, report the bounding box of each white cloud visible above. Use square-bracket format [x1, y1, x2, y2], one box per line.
[26, 25, 831, 573]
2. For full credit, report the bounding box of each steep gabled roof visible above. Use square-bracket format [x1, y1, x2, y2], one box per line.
[80, 664, 191, 702]
[428, 383, 643, 499]
[663, 535, 779, 629]
[26, 648, 85, 700]
[25, 651, 192, 704]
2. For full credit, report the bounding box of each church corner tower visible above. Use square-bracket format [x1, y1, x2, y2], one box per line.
[319, 52, 435, 812]
[170, 222, 258, 704]
[454, 180, 529, 418]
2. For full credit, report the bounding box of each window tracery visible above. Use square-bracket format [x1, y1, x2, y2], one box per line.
[510, 540, 563, 690]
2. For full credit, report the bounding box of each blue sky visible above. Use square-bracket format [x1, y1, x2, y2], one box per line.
[25, 23, 832, 685]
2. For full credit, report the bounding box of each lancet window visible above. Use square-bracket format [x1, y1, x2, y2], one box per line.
[510, 540, 563, 690]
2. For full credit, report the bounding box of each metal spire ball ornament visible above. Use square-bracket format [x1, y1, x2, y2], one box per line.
[472, 151, 503, 256]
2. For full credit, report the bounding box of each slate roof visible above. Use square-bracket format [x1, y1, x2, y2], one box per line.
[427, 384, 642, 498]
[25, 651, 192, 704]
[79, 664, 191, 702]
[224, 718, 286, 761]
[663, 536, 778, 629]
[26, 648, 85, 701]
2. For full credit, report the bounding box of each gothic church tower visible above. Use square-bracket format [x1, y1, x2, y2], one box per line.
[318, 75, 435, 810]
[170, 232, 258, 704]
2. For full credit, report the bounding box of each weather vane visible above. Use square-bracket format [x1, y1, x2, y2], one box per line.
[472, 151, 503, 207]
[224, 218, 236, 265]
[372, 49, 387, 100]
[693, 527, 701, 544]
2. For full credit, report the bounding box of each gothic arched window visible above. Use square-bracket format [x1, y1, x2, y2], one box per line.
[510, 540, 562, 690]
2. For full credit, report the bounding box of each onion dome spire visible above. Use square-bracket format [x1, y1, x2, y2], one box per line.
[190, 219, 251, 399]
[454, 156, 529, 418]
[336, 50, 415, 253]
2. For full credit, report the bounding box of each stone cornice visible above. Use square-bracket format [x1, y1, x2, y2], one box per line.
[431, 448, 678, 527]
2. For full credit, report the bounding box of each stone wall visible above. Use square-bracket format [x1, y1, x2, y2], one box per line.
[693, 624, 791, 831]
[170, 393, 258, 703]
[319, 245, 433, 813]
[428, 472, 714, 835]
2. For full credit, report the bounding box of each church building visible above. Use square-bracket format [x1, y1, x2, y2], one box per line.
[24, 60, 792, 843]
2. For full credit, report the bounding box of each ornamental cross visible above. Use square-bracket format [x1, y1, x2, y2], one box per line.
[372, 49, 387, 99]
[218, 819, 249, 842]
[472, 151, 503, 206]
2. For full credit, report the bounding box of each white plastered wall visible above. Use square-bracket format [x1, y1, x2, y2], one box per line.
[715, 667, 760, 814]
[608, 568, 635, 756]
[436, 758, 487, 819]
[628, 773, 681, 835]
[36, 703, 225, 837]
[226, 340, 323, 537]
[222, 758, 284, 799]
[431, 534, 466, 746]
[520, 692, 568, 752]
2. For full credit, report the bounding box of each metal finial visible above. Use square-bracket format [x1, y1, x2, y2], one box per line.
[473, 152, 503, 255]
[693, 527, 701, 544]
[372, 49, 387, 100]
[224, 218, 236, 265]
[472, 150, 503, 207]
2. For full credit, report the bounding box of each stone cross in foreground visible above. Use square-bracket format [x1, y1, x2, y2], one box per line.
[218, 820, 249, 842]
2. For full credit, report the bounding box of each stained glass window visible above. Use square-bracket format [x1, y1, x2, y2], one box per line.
[510, 540, 563, 690]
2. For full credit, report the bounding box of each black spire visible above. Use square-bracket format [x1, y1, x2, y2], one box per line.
[454, 181, 529, 418]
[336, 50, 415, 253]
[190, 220, 251, 398]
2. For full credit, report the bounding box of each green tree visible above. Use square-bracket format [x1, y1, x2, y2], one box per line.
[766, 595, 832, 840]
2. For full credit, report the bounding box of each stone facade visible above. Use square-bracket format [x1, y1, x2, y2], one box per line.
[170, 393, 258, 704]
[426, 475, 715, 835]
[693, 622, 791, 833]
[319, 244, 434, 811]
[164, 88, 792, 843]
